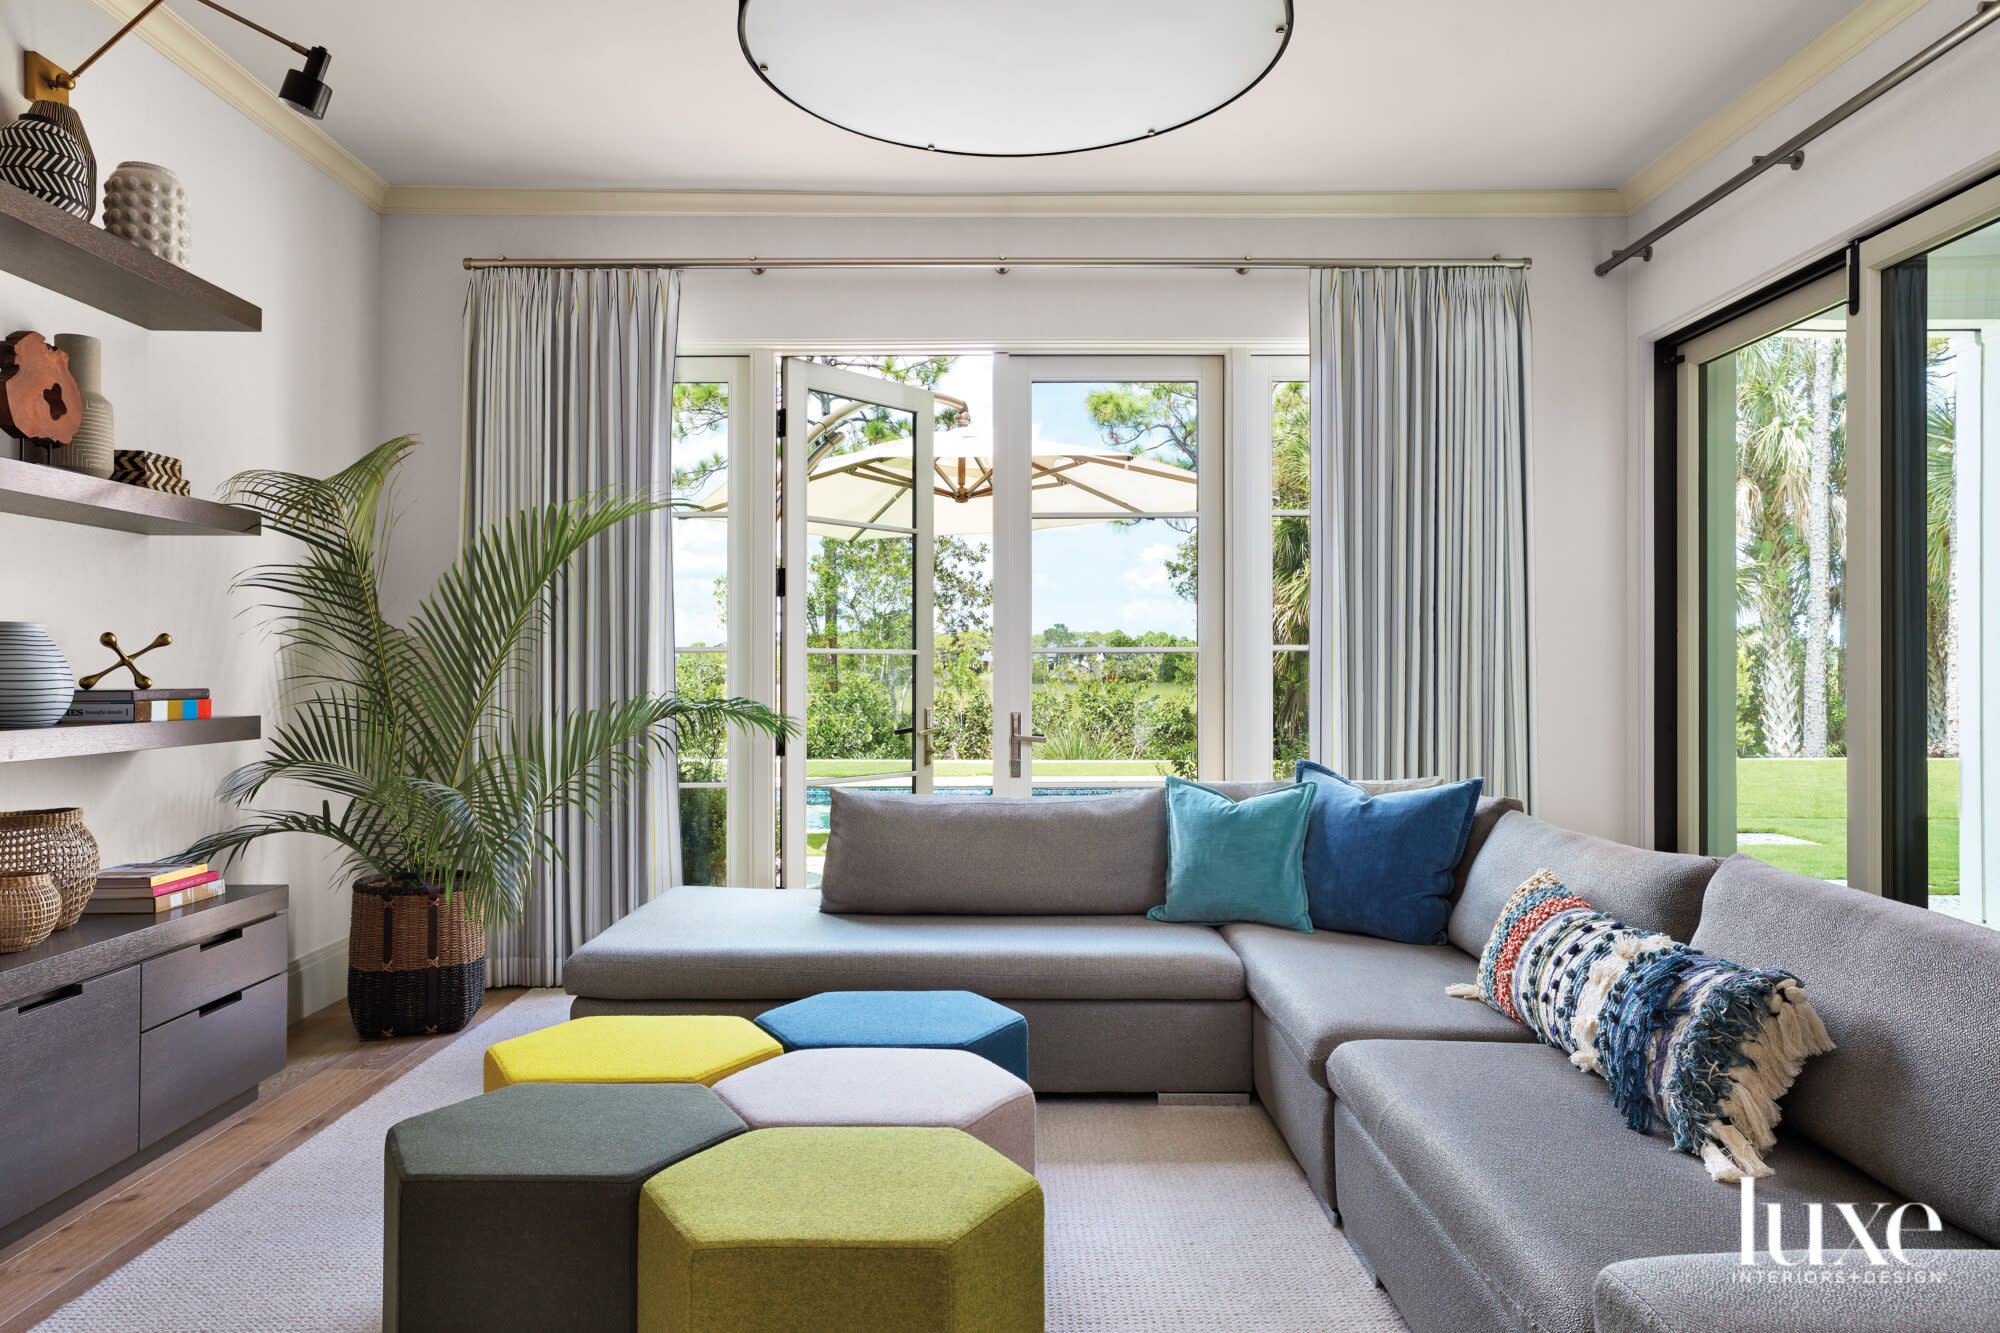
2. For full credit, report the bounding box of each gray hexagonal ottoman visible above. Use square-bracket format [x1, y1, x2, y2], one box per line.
[385, 1082, 744, 1332]
[712, 1047, 1037, 1172]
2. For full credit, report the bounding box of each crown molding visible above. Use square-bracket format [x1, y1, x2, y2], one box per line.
[1617, 0, 1931, 214]
[379, 187, 1627, 219]
[84, 0, 388, 212]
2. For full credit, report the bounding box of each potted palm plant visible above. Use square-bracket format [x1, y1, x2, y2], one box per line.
[189, 438, 787, 1037]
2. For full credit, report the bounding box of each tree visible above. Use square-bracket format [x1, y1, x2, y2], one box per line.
[1802, 337, 1838, 757]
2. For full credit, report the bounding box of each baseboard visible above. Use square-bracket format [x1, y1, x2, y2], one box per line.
[288, 936, 347, 1021]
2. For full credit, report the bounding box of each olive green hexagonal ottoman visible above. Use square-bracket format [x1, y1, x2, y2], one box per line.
[638, 1126, 1044, 1333]
[385, 1082, 744, 1332]
[481, 1014, 782, 1092]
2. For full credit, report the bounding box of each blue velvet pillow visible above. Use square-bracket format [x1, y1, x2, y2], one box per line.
[1146, 776, 1314, 933]
[1295, 761, 1484, 944]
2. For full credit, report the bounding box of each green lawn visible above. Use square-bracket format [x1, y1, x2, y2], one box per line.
[1736, 758, 1960, 891]
[804, 758, 1167, 779]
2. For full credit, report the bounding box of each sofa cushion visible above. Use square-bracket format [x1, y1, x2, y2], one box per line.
[819, 787, 1168, 915]
[1594, 1250, 2000, 1333]
[1295, 763, 1484, 943]
[1219, 924, 1531, 1088]
[1691, 855, 2000, 1244]
[1148, 777, 1313, 932]
[563, 885, 1245, 1003]
[1448, 811, 1719, 954]
[1327, 1040, 1982, 1333]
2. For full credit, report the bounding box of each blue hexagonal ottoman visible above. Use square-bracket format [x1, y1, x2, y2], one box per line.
[755, 990, 1029, 1081]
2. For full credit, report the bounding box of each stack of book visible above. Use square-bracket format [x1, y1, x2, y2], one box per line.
[87, 861, 225, 914]
[62, 687, 212, 725]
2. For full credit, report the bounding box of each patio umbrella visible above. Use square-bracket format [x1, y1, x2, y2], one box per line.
[692, 428, 1197, 537]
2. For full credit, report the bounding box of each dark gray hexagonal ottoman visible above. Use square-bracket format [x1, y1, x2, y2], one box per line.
[385, 1081, 745, 1332]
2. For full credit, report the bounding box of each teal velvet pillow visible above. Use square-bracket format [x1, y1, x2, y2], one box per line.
[1146, 776, 1314, 933]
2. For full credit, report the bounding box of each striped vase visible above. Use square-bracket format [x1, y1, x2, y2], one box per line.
[0, 623, 74, 729]
[0, 102, 96, 221]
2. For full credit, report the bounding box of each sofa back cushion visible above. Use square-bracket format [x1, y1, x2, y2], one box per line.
[819, 788, 1169, 915]
[1446, 811, 1719, 955]
[1690, 855, 2000, 1243]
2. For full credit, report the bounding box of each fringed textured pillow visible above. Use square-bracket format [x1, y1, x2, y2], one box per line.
[1449, 869, 1834, 1183]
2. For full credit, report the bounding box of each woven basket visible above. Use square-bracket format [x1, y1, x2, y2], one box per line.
[348, 878, 486, 1039]
[0, 808, 99, 930]
[0, 872, 59, 953]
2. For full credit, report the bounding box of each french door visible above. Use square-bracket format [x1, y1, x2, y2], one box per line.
[778, 359, 936, 886]
[987, 355, 1224, 795]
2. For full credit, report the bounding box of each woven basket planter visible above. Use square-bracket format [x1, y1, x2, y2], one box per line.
[348, 878, 486, 1039]
[0, 808, 100, 930]
[0, 872, 59, 953]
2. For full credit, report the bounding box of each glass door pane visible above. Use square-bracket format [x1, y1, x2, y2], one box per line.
[1898, 217, 2000, 918]
[780, 361, 934, 887]
[1026, 376, 1204, 791]
[1696, 306, 1848, 878]
[673, 379, 731, 885]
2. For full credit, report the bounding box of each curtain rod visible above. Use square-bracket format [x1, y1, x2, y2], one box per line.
[460, 255, 1531, 273]
[1597, 0, 2000, 277]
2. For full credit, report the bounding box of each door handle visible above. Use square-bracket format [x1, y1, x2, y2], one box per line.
[896, 708, 938, 767]
[1009, 711, 1047, 778]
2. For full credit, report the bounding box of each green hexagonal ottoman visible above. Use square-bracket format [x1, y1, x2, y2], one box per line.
[385, 1083, 745, 1332]
[638, 1126, 1044, 1333]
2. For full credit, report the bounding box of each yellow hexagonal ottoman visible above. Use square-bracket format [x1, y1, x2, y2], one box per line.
[638, 1126, 1044, 1333]
[483, 1015, 781, 1093]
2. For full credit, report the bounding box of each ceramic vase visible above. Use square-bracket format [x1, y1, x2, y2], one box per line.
[0, 623, 73, 729]
[0, 101, 96, 220]
[49, 335, 114, 478]
[101, 161, 189, 266]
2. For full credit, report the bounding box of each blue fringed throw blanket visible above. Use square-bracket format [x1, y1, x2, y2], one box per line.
[1450, 871, 1834, 1182]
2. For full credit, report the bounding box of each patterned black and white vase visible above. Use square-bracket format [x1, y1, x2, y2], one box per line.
[0, 623, 74, 729]
[0, 102, 97, 221]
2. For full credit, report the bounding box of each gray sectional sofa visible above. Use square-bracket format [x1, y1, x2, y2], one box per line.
[564, 789, 2000, 1332]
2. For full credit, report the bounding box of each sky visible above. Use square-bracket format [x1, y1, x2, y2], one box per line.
[671, 354, 1200, 648]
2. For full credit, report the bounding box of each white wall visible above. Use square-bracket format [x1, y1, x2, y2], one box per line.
[1616, 0, 2000, 837]
[377, 211, 1637, 840]
[0, 3, 381, 1013]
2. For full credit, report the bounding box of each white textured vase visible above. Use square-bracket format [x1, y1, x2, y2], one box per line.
[101, 161, 189, 266]
[0, 623, 73, 729]
[48, 335, 114, 478]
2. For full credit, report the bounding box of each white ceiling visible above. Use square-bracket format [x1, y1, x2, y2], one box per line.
[169, 0, 1866, 193]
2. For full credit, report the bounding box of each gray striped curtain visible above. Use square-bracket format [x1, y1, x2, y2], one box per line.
[1309, 266, 1533, 803]
[464, 266, 681, 987]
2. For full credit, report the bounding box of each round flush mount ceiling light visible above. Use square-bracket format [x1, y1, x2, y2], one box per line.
[738, 0, 1293, 157]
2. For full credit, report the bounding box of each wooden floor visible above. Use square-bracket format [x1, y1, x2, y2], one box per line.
[0, 988, 527, 1332]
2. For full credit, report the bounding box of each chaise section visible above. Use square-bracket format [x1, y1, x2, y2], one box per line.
[564, 885, 1252, 1093]
[1328, 1040, 1983, 1333]
[1225, 925, 1533, 1211]
[564, 885, 1245, 1001]
[1593, 1250, 2000, 1333]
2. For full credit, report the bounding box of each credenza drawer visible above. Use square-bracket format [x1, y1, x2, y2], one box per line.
[0, 966, 140, 1222]
[141, 911, 286, 1030]
[139, 971, 286, 1147]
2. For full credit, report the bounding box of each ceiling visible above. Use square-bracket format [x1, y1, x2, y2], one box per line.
[169, 0, 1868, 195]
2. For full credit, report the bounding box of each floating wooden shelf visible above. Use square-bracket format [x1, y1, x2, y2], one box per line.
[0, 182, 260, 333]
[0, 716, 261, 763]
[0, 456, 259, 535]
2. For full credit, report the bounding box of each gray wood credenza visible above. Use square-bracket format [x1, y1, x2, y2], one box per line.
[0, 883, 289, 1245]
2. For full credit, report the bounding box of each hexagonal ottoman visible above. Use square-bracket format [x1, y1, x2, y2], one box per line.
[638, 1126, 1043, 1333]
[753, 990, 1029, 1081]
[385, 1082, 745, 1332]
[482, 1014, 782, 1092]
[712, 1047, 1037, 1172]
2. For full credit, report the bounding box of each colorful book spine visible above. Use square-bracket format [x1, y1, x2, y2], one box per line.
[61, 697, 213, 723]
[89, 871, 221, 899]
[82, 880, 226, 914]
[97, 861, 211, 889]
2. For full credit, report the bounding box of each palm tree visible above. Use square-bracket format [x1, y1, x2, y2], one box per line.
[1734, 337, 1817, 757]
[1927, 373, 1958, 755]
[188, 437, 788, 928]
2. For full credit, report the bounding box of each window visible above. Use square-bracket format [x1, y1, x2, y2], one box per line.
[1270, 376, 1311, 778]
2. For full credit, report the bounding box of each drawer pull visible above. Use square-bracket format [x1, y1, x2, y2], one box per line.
[199, 927, 245, 951]
[19, 982, 83, 1014]
[198, 990, 244, 1017]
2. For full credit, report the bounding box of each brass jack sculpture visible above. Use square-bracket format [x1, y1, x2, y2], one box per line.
[80, 631, 172, 690]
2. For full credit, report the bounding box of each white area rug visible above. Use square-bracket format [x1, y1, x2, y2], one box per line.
[36, 990, 1406, 1332]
